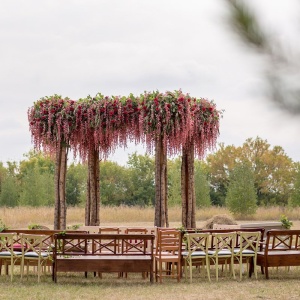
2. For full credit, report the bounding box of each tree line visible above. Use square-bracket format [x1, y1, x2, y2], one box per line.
[0, 137, 299, 216]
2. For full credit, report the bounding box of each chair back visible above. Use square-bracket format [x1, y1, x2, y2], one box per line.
[0, 232, 16, 254]
[185, 232, 210, 255]
[210, 232, 236, 254]
[236, 231, 261, 254]
[98, 227, 121, 253]
[0, 232, 21, 281]
[20, 233, 51, 282]
[124, 228, 149, 253]
[156, 228, 182, 257]
[20, 233, 50, 257]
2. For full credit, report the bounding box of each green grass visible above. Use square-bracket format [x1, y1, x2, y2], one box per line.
[1, 206, 300, 299]
[2, 268, 300, 300]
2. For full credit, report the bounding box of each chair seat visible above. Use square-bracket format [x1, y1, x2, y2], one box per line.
[0, 251, 22, 256]
[182, 250, 206, 257]
[208, 250, 232, 256]
[234, 249, 255, 255]
[24, 252, 49, 258]
[155, 254, 179, 260]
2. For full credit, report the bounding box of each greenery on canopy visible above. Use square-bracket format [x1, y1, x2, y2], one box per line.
[28, 90, 222, 160]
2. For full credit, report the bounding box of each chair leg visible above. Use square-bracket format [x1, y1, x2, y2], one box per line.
[206, 257, 211, 282]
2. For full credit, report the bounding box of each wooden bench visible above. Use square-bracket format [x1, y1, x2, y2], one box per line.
[240, 222, 284, 238]
[52, 233, 155, 283]
[250, 229, 300, 279]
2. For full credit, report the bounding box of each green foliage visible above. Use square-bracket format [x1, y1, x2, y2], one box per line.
[225, 163, 257, 217]
[67, 224, 82, 230]
[194, 160, 211, 208]
[0, 219, 8, 231]
[18, 154, 55, 206]
[66, 162, 87, 206]
[289, 164, 300, 207]
[206, 137, 295, 207]
[126, 153, 155, 206]
[28, 223, 46, 229]
[168, 158, 181, 206]
[100, 161, 130, 206]
[280, 215, 293, 229]
[0, 162, 19, 207]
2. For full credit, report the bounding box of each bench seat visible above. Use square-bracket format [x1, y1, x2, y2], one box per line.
[52, 233, 155, 283]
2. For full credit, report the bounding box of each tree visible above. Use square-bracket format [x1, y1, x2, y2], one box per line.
[127, 153, 155, 207]
[19, 164, 54, 206]
[100, 161, 130, 206]
[0, 162, 6, 195]
[225, 0, 300, 114]
[18, 151, 55, 206]
[240, 138, 295, 206]
[289, 164, 300, 207]
[66, 162, 87, 206]
[194, 160, 211, 208]
[206, 137, 295, 206]
[226, 162, 257, 217]
[0, 162, 19, 207]
[206, 143, 240, 206]
[167, 158, 181, 206]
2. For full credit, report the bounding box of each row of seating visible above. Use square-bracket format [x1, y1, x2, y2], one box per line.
[0, 228, 154, 282]
[0, 226, 264, 283]
[154, 228, 264, 283]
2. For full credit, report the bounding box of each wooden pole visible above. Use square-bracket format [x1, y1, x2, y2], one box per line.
[181, 141, 196, 229]
[154, 137, 168, 227]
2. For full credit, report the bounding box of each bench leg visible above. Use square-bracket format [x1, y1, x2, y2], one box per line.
[265, 267, 269, 279]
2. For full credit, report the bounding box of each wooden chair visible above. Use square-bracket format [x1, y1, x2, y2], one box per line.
[208, 232, 236, 281]
[124, 228, 149, 279]
[78, 225, 100, 233]
[155, 228, 182, 283]
[182, 232, 210, 282]
[234, 231, 261, 280]
[98, 227, 121, 278]
[0, 232, 22, 281]
[20, 234, 51, 282]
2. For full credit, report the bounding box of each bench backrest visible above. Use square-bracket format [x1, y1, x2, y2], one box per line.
[263, 230, 300, 252]
[53, 233, 155, 257]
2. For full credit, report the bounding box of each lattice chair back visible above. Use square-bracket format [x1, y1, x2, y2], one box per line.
[182, 232, 210, 282]
[234, 231, 261, 280]
[0, 232, 22, 281]
[20, 233, 51, 282]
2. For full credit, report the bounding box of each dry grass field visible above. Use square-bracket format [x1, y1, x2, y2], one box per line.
[1, 205, 300, 229]
[1, 205, 300, 300]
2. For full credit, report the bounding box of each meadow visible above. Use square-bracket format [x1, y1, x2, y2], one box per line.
[1, 206, 300, 300]
[1, 205, 300, 229]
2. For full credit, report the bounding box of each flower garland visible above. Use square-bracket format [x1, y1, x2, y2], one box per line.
[28, 90, 222, 160]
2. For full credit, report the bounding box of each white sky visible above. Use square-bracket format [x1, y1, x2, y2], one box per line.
[1, 0, 300, 165]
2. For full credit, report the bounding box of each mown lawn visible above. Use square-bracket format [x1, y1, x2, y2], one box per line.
[1, 267, 300, 300]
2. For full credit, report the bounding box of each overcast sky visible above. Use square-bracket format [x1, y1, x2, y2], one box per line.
[1, 0, 299, 165]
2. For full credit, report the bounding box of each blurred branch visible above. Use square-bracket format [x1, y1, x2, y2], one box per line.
[225, 0, 300, 115]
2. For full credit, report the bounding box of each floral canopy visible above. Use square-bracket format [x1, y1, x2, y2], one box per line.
[28, 90, 222, 159]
